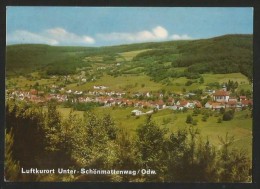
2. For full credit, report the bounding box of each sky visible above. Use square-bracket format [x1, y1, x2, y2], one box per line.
[6, 7, 253, 47]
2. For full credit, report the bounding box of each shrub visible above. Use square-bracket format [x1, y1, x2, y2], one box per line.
[186, 115, 193, 124]
[192, 119, 198, 125]
[223, 110, 235, 121]
[202, 115, 208, 122]
[185, 80, 193, 86]
[220, 107, 225, 114]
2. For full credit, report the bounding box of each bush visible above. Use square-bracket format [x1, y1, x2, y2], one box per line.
[192, 108, 200, 116]
[186, 115, 193, 124]
[202, 115, 208, 122]
[217, 117, 222, 123]
[185, 80, 193, 86]
[223, 110, 235, 121]
[192, 119, 198, 125]
[220, 107, 225, 114]
[182, 107, 188, 113]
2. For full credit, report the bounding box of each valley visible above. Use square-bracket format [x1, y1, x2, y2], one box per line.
[5, 34, 253, 181]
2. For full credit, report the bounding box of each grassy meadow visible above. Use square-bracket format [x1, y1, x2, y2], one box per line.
[57, 106, 252, 158]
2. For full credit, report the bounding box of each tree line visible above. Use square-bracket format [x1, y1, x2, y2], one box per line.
[5, 100, 251, 182]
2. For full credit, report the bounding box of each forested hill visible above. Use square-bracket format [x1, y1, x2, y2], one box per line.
[6, 34, 252, 80]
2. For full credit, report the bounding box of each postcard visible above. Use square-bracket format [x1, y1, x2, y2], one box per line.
[5, 7, 253, 182]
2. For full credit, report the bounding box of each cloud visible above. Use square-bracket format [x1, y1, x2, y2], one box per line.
[7, 30, 59, 45]
[45, 28, 95, 44]
[7, 27, 95, 45]
[7, 26, 192, 46]
[97, 26, 169, 43]
[170, 34, 192, 40]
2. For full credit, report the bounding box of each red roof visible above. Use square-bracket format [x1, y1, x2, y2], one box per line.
[213, 90, 229, 96]
[241, 100, 253, 105]
[30, 89, 38, 95]
[227, 101, 237, 105]
[195, 102, 202, 108]
[211, 102, 225, 108]
[156, 100, 165, 106]
[180, 100, 188, 106]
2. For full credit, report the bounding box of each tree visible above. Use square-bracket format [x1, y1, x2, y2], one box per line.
[223, 110, 235, 121]
[45, 100, 62, 152]
[199, 77, 204, 84]
[196, 138, 218, 181]
[192, 108, 200, 116]
[5, 129, 20, 181]
[102, 114, 118, 140]
[80, 113, 119, 170]
[136, 115, 168, 181]
[166, 129, 189, 181]
[186, 114, 193, 124]
[202, 115, 208, 122]
[114, 129, 142, 181]
[218, 133, 251, 182]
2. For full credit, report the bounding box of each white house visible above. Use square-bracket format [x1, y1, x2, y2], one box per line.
[205, 101, 213, 109]
[131, 110, 143, 116]
[213, 90, 230, 102]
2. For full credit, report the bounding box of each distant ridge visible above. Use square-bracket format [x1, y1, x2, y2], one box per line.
[6, 34, 252, 80]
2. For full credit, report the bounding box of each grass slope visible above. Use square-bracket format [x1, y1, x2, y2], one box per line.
[58, 107, 252, 158]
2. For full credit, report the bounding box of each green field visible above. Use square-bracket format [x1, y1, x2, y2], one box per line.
[58, 106, 252, 158]
[118, 49, 151, 61]
[57, 72, 251, 93]
[66, 73, 163, 92]
[6, 72, 251, 94]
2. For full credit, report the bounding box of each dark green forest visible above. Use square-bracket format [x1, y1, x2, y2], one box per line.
[6, 34, 253, 81]
[5, 100, 251, 182]
[133, 35, 252, 81]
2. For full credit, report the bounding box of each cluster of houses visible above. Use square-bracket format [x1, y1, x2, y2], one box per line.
[6, 85, 253, 116]
[205, 88, 253, 110]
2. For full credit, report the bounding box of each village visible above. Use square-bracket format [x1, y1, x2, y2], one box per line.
[6, 84, 253, 116]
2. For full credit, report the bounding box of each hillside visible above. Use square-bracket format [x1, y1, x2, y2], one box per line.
[6, 34, 253, 80]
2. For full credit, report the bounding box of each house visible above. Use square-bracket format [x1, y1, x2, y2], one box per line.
[241, 99, 253, 107]
[74, 91, 83, 95]
[93, 85, 108, 90]
[240, 96, 247, 101]
[145, 92, 151, 98]
[167, 97, 175, 106]
[168, 105, 178, 110]
[213, 90, 230, 102]
[228, 97, 237, 102]
[29, 89, 38, 95]
[226, 101, 237, 109]
[211, 102, 225, 110]
[66, 89, 72, 94]
[205, 101, 213, 109]
[131, 110, 143, 116]
[205, 101, 225, 110]
[194, 100, 202, 108]
[155, 100, 166, 109]
[176, 100, 193, 108]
